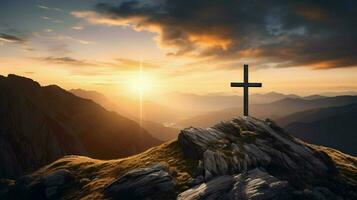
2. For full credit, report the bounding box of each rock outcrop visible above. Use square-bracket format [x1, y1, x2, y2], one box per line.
[175, 117, 350, 200]
[178, 117, 334, 185]
[42, 169, 75, 199]
[178, 168, 290, 200]
[105, 164, 175, 199]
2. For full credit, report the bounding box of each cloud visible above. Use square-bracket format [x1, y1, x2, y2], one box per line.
[72, 0, 357, 69]
[36, 56, 96, 66]
[113, 58, 158, 69]
[38, 5, 50, 10]
[72, 25, 84, 30]
[44, 29, 53, 32]
[33, 56, 160, 72]
[0, 34, 25, 43]
[0, 33, 34, 51]
[41, 16, 63, 24]
[56, 35, 92, 45]
[37, 4, 64, 12]
[34, 32, 94, 45]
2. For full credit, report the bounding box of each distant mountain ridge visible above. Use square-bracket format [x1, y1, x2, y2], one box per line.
[279, 103, 357, 155]
[178, 95, 357, 128]
[0, 74, 160, 178]
[69, 89, 179, 141]
[157, 92, 301, 113]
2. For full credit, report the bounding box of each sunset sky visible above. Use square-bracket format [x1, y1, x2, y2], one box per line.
[1, 0, 357, 99]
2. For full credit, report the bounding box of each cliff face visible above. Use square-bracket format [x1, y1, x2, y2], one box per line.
[0, 74, 160, 179]
[1, 117, 356, 200]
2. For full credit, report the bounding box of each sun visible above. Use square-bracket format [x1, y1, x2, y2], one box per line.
[130, 68, 153, 95]
[128, 61, 154, 128]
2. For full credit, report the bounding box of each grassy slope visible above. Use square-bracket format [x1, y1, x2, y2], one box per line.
[28, 141, 196, 199]
[309, 144, 357, 187]
[23, 140, 356, 199]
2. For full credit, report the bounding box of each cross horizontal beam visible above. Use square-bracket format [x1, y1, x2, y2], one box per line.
[230, 83, 262, 87]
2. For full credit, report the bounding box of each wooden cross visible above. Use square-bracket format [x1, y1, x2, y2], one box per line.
[231, 64, 262, 116]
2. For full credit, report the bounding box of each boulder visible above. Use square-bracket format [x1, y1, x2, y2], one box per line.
[105, 163, 175, 199]
[203, 150, 229, 180]
[42, 169, 75, 199]
[177, 175, 235, 200]
[178, 127, 226, 160]
[186, 176, 204, 187]
[228, 168, 290, 200]
[178, 168, 290, 200]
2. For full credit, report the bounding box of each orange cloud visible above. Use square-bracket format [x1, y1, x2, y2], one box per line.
[188, 34, 232, 50]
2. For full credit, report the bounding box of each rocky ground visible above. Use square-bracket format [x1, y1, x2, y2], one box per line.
[1, 117, 356, 199]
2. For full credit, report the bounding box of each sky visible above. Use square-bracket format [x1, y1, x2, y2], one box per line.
[1, 0, 357, 99]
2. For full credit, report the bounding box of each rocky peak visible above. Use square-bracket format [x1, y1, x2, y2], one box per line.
[178, 117, 335, 185]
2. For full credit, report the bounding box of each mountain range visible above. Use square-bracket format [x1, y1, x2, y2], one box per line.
[0, 74, 160, 179]
[69, 89, 179, 141]
[71, 88, 357, 155]
[157, 92, 301, 113]
[178, 95, 357, 128]
[278, 103, 357, 155]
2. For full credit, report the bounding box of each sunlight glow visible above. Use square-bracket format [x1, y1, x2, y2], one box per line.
[130, 68, 153, 95]
[139, 62, 143, 128]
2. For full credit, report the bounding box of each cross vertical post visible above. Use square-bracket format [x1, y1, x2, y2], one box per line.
[230, 64, 262, 116]
[243, 64, 249, 116]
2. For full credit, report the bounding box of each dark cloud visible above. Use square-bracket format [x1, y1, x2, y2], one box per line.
[0, 33, 25, 43]
[91, 0, 357, 69]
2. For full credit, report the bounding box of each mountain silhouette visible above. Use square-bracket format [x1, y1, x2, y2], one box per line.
[178, 96, 357, 128]
[279, 103, 357, 155]
[158, 92, 301, 114]
[0, 74, 160, 178]
[70, 89, 179, 141]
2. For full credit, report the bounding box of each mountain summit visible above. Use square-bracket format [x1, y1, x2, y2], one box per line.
[2, 117, 355, 199]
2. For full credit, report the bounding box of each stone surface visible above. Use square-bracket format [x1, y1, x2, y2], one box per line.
[42, 169, 74, 199]
[43, 169, 74, 187]
[177, 175, 235, 200]
[178, 117, 333, 184]
[178, 168, 290, 200]
[105, 163, 175, 199]
[228, 168, 290, 200]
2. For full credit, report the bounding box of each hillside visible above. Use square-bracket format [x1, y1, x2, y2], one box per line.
[70, 89, 179, 141]
[281, 104, 357, 155]
[1, 117, 356, 199]
[0, 74, 160, 179]
[179, 96, 357, 128]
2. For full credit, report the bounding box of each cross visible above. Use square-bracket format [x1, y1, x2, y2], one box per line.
[231, 64, 262, 116]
